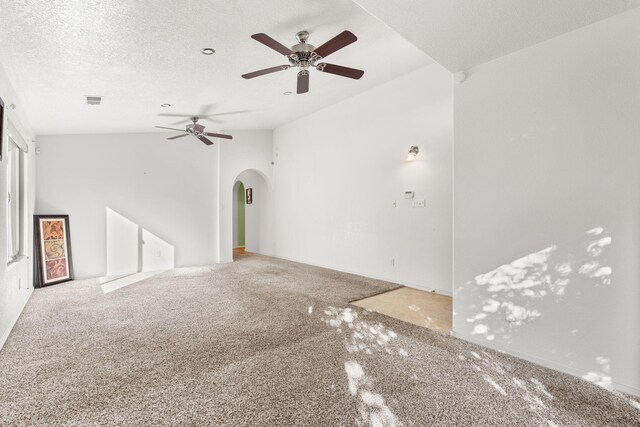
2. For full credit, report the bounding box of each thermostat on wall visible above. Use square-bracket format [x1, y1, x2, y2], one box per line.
[404, 191, 415, 199]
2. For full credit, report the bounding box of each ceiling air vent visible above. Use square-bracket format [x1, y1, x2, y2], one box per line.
[85, 96, 103, 105]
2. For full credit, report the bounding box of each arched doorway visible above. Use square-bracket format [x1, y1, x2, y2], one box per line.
[232, 181, 246, 259]
[228, 169, 271, 261]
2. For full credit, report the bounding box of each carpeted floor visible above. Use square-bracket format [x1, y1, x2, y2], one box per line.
[0, 254, 638, 426]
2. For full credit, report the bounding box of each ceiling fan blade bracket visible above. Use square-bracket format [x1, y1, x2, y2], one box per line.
[288, 54, 300, 66]
[309, 52, 322, 63]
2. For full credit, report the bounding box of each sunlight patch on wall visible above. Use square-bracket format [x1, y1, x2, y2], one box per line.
[103, 207, 175, 292]
[106, 208, 138, 276]
[465, 228, 612, 343]
[142, 228, 175, 271]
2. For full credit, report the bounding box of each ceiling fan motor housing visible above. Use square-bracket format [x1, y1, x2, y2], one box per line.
[186, 117, 204, 135]
[289, 30, 319, 70]
[290, 49, 318, 69]
[295, 30, 310, 43]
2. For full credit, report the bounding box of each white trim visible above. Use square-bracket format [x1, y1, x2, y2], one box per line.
[6, 254, 27, 271]
[7, 129, 28, 153]
[0, 287, 33, 351]
[453, 331, 640, 397]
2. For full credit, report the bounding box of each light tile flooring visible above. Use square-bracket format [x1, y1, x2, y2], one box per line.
[352, 287, 452, 333]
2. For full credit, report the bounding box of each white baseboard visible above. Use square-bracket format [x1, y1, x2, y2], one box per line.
[0, 288, 33, 351]
[454, 332, 640, 397]
[257, 251, 452, 297]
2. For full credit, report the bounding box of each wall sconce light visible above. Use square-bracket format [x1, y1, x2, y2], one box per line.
[406, 146, 419, 161]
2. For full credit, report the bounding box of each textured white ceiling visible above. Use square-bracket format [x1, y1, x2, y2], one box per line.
[0, 0, 433, 135]
[354, 0, 640, 72]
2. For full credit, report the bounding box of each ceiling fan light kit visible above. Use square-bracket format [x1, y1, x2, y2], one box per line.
[242, 30, 365, 94]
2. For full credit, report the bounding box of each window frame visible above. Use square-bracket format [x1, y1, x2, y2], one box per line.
[6, 131, 27, 265]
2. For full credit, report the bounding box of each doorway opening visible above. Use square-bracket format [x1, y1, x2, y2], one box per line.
[232, 181, 246, 259]
[228, 169, 269, 262]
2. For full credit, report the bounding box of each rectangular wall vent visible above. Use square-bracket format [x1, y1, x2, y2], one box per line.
[86, 96, 102, 105]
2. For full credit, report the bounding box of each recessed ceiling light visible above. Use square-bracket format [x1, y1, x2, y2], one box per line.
[161, 103, 171, 107]
[283, 91, 292, 95]
[201, 48, 215, 55]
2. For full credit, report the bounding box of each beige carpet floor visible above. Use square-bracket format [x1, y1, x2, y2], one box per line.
[0, 254, 638, 426]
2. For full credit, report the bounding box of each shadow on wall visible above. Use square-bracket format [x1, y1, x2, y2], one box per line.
[460, 227, 615, 389]
[105, 207, 175, 278]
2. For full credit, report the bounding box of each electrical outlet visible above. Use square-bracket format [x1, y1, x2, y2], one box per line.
[391, 258, 395, 266]
[412, 199, 426, 208]
[156, 250, 162, 257]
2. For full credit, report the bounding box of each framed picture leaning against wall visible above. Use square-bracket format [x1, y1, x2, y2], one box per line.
[34, 215, 74, 287]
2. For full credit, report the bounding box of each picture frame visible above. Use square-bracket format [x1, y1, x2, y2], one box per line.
[0, 95, 5, 161]
[34, 215, 74, 288]
[246, 187, 253, 204]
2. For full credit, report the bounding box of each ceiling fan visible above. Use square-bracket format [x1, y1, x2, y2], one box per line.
[157, 104, 248, 126]
[242, 30, 364, 94]
[155, 117, 232, 146]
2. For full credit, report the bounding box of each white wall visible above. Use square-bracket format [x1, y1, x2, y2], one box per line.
[0, 63, 36, 349]
[453, 8, 640, 395]
[106, 207, 138, 276]
[141, 228, 175, 272]
[36, 133, 218, 279]
[232, 181, 242, 248]
[105, 207, 175, 276]
[271, 64, 453, 294]
[217, 130, 273, 263]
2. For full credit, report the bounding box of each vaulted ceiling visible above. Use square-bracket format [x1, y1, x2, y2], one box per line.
[2, 0, 639, 135]
[354, 0, 640, 72]
[0, 0, 433, 135]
